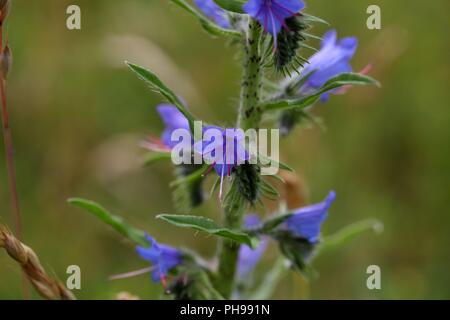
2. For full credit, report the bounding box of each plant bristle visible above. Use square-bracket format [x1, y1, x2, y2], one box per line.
[274, 15, 309, 75]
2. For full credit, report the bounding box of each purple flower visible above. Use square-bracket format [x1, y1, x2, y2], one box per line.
[141, 104, 192, 152]
[136, 233, 182, 283]
[243, 0, 305, 41]
[299, 30, 358, 101]
[285, 191, 336, 243]
[195, 0, 230, 28]
[157, 104, 191, 149]
[196, 127, 248, 197]
[237, 214, 268, 279]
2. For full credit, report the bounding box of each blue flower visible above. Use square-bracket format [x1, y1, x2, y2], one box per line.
[195, 0, 231, 28]
[157, 104, 191, 149]
[285, 191, 336, 243]
[195, 127, 248, 197]
[136, 234, 182, 283]
[243, 0, 305, 41]
[299, 30, 358, 101]
[237, 214, 268, 279]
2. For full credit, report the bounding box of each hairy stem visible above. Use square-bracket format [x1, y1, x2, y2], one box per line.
[215, 179, 246, 297]
[238, 19, 263, 130]
[215, 19, 262, 298]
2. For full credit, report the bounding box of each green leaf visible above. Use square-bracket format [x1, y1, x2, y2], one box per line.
[170, 0, 241, 38]
[68, 198, 147, 246]
[258, 154, 295, 172]
[261, 73, 380, 112]
[319, 218, 383, 252]
[157, 214, 257, 248]
[285, 70, 316, 95]
[299, 43, 318, 53]
[126, 62, 196, 131]
[170, 164, 209, 187]
[213, 0, 245, 13]
[302, 13, 330, 25]
[260, 179, 280, 199]
[143, 152, 172, 166]
[259, 213, 292, 233]
[304, 32, 323, 41]
[247, 257, 286, 300]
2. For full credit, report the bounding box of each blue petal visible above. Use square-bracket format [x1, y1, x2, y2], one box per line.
[195, 0, 230, 28]
[321, 29, 337, 49]
[237, 237, 268, 279]
[300, 30, 358, 90]
[243, 0, 304, 37]
[243, 0, 262, 16]
[286, 191, 336, 243]
[157, 104, 190, 148]
[244, 214, 261, 229]
[136, 234, 182, 283]
[157, 104, 189, 131]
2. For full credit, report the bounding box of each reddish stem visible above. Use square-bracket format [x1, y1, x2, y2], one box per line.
[0, 21, 28, 299]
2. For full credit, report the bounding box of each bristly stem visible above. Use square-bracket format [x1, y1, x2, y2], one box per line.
[238, 19, 263, 130]
[215, 19, 262, 298]
[215, 178, 246, 297]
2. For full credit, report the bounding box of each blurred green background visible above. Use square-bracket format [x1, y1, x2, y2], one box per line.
[1, 0, 449, 299]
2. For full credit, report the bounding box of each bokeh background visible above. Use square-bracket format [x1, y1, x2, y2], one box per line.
[1, 0, 449, 299]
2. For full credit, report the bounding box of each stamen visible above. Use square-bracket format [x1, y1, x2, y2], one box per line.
[219, 164, 225, 201]
[108, 266, 154, 280]
[202, 162, 216, 177]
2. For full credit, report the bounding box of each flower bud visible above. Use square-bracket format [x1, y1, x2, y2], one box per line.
[0, 44, 12, 78]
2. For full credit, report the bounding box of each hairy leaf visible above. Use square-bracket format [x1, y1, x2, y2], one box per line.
[319, 219, 383, 252]
[68, 198, 147, 246]
[170, 0, 241, 38]
[157, 214, 257, 248]
[213, 0, 245, 13]
[261, 73, 380, 112]
[126, 62, 196, 131]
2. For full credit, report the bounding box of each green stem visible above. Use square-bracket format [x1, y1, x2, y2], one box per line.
[238, 19, 263, 130]
[215, 19, 262, 298]
[215, 179, 246, 297]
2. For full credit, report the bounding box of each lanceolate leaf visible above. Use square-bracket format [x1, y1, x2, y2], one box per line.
[213, 0, 245, 13]
[259, 213, 292, 233]
[68, 198, 147, 246]
[170, 0, 241, 38]
[248, 257, 286, 299]
[126, 62, 196, 131]
[319, 218, 383, 252]
[157, 214, 258, 248]
[302, 13, 330, 25]
[258, 154, 295, 172]
[143, 152, 172, 166]
[261, 73, 380, 112]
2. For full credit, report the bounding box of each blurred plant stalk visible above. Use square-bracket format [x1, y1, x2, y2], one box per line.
[0, 0, 21, 241]
[0, 0, 27, 298]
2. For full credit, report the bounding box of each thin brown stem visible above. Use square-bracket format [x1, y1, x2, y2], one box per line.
[0, 78, 22, 239]
[0, 15, 28, 298]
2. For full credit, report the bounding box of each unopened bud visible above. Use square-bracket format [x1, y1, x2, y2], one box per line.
[0, 44, 11, 78]
[0, 0, 10, 25]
